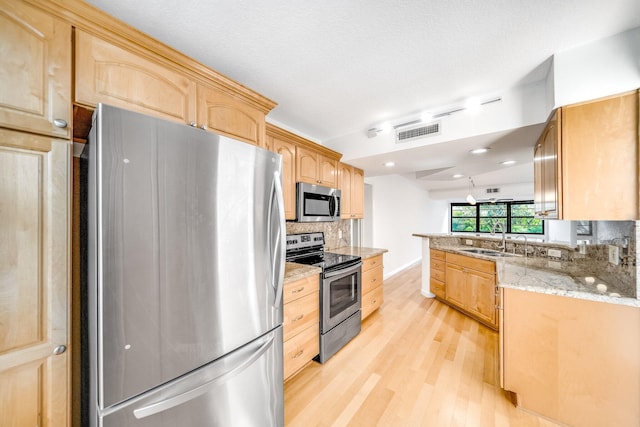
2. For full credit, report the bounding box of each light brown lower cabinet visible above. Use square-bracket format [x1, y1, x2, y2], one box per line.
[283, 275, 319, 381]
[501, 287, 640, 427]
[443, 252, 498, 329]
[429, 249, 446, 299]
[361, 255, 384, 320]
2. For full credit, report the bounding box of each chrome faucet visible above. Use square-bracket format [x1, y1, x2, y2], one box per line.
[514, 234, 528, 257]
[491, 222, 506, 252]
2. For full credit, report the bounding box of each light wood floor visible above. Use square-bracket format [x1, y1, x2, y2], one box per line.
[284, 263, 559, 427]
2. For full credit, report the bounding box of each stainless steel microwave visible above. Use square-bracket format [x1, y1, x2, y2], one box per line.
[295, 182, 341, 222]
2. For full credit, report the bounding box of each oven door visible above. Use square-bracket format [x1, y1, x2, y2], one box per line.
[321, 262, 362, 333]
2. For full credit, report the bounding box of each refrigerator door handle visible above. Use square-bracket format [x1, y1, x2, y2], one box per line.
[132, 333, 275, 419]
[270, 170, 285, 309]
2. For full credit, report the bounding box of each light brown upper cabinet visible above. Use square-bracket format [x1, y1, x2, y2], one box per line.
[197, 84, 266, 147]
[533, 110, 560, 218]
[266, 124, 297, 220]
[75, 29, 197, 125]
[296, 146, 338, 187]
[534, 90, 639, 220]
[0, 0, 71, 139]
[339, 163, 365, 219]
[75, 29, 273, 147]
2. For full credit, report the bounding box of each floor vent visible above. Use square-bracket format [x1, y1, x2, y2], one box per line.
[396, 121, 440, 143]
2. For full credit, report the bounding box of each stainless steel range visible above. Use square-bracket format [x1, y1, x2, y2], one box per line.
[285, 232, 362, 363]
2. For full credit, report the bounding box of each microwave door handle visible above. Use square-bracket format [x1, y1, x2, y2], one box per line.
[332, 193, 338, 220]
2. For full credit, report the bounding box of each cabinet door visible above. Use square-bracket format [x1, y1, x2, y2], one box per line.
[0, 0, 71, 139]
[466, 269, 497, 327]
[272, 136, 297, 220]
[444, 263, 466, 309]
[296, 146, 319, 184]
[562, 91, 638, 220]
[318, 155, 337, 187]
[0, 129, 70, 427]
[75, 29, 196, 124]
[534, 110, 560, 218]
[351, 167, 365, 218]
[541, 110, 560, 218]
[339, 163, 352, 218]
[197, 84, 266, 147]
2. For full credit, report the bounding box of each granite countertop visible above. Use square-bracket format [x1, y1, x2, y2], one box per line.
[284, 262, 321, 284]
[329, 246, 388, 259]
[413, 233, 576, 250]
[431, 243, 640, 308]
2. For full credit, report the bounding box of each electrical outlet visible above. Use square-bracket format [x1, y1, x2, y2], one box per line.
[465, 239, 473, 246]
[608, 245, 619, 265]
[548, 249, 562, 258]
[338, 230, 343, 239]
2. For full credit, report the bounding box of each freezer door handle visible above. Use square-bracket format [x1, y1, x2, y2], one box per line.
[269, 170, 285, 309]
[132, 333, 275, 419]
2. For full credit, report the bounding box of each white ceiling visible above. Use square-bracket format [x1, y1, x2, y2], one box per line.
[86, 0, 640, 192]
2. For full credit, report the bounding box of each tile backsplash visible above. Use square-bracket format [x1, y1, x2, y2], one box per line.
[286, 220, 351, 249]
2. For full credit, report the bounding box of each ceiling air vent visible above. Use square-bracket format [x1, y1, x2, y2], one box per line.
[396, 121, 441, 143]
[486, 188, 500, 194]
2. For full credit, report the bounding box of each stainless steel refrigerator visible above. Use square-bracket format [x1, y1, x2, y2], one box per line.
[83, 103, 285, 426]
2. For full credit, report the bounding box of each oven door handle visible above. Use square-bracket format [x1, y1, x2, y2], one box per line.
[323, 261, 362, 279]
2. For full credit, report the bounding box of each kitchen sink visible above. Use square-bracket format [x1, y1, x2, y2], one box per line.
[458, 248, 517, 257]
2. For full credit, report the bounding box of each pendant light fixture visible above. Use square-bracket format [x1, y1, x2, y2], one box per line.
[466, 177, 476, 205]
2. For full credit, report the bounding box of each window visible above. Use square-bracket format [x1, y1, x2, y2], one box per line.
[450, 201, 544, 235]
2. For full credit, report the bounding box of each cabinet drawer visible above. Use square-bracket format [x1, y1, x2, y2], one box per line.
[284, 274, 319, 305]
[431, 268, 445, 283]
[362, 285, 384, 320]
[430, 249, 445, 261]
[445, 252, 496, 274]
[283, 323, 319, 380]
[283, 292, 319, 342]
[363, 254, 383, 271]
[430, 278, 445, 299]
[430, 258, 445, 272]
[362, 265, 383, 294]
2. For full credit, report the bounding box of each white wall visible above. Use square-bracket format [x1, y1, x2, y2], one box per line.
[365, 174, 448, 278]
[553, 26, 640, 107]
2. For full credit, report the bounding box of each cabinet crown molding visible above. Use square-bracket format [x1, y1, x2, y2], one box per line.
[266, 123, 342, 161]
[26, 0, 277, 113]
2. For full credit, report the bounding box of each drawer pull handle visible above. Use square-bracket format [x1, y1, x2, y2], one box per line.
[293, 350, 304, 359]
[372, 299, 377, 304]
[292, 287, 305, 293]
[292, 314, 304, 322]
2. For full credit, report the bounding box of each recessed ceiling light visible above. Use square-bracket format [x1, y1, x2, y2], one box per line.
[452, 174, 464, 178]
[469, 147, 489, 154]
[384, 161, 395, 167]
[500, 160, 516, 165]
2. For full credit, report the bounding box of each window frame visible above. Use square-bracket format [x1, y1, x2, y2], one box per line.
[450, 200, 544, 235]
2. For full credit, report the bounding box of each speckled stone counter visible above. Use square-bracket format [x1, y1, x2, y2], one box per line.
[329, 246, 388, 259]
[284, 262, 321, 284]
[430, 242, 640, 308]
